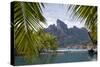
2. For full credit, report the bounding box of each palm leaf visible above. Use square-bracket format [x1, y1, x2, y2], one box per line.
[68, 5, 97, 44]
[12, 1, 58, 62]
[13, 1, 46, 60]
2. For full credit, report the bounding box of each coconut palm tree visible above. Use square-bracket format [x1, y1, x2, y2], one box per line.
[68, 5, 97, 45]
[33, 29, 58, 51]
[12, 1, 58, 60]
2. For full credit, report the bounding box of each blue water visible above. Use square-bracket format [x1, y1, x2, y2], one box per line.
[15, 51, 97, 65]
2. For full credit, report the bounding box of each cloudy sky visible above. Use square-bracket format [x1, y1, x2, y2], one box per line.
[42, 3, 85, 28]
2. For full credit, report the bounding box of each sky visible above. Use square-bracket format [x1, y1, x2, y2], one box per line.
[42, 3, 85, 28]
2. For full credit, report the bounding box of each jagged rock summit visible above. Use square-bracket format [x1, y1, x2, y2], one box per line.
[45, 19, 90, 47]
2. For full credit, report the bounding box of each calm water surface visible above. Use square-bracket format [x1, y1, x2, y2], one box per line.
[15, 51, 97, 65]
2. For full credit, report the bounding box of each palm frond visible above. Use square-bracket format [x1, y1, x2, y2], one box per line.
[13, 1, 46, 59]
[13, 1, 58, 61]
[68, 5, 97, 44]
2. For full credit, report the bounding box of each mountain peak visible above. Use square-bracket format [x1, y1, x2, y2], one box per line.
[57, 19, 63, 23]
[73, 26, 78, 29]
[56, 19, 68, 31]
[45, 19, 90, 47]
[57, 19, 66, 25]
[48, 24, 56, 29]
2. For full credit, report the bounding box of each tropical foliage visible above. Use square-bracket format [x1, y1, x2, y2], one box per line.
[13, 1, 58, 60]
[32, 29, 58, 51]
[68, 5, 97, 45]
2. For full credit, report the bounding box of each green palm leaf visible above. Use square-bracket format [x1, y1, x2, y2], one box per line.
[12, 1, 58, 62]
[68, 5, 97, 44]
[13, 1, 46, 60]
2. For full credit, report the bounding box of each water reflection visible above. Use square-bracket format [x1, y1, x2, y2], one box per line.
[15, 51, 97, 65]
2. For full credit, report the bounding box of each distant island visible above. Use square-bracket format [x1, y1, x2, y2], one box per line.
[45, 19, 92, 48]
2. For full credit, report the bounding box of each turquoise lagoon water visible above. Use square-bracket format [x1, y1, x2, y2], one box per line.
[15, 49, 97, 65]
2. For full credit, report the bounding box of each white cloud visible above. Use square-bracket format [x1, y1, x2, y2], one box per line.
[42, 3, 84, 28]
